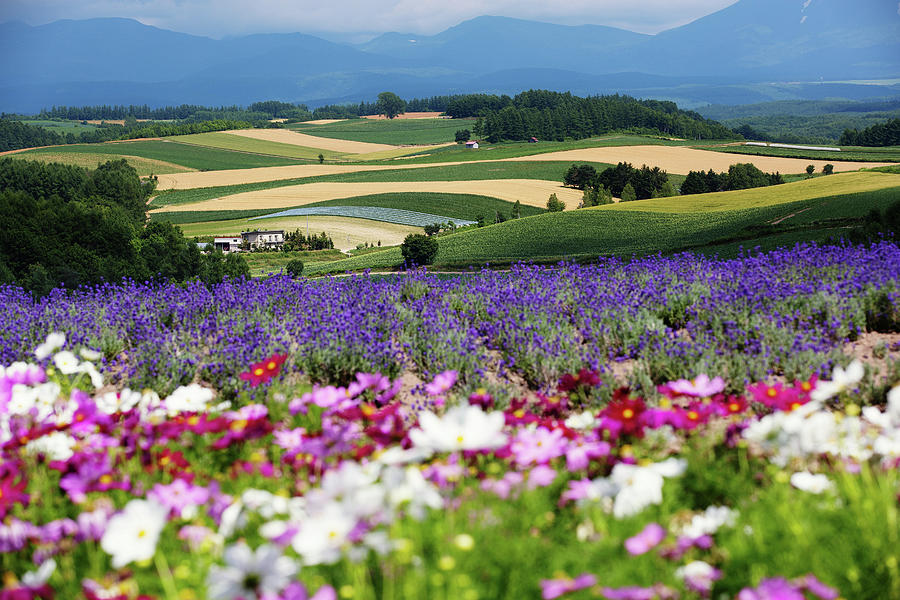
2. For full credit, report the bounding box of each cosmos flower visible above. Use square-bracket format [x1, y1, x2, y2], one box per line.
[661, 374, 726, 398]
[206, 541, 298, 600]
[624, 522, 666, 555]
[540, 573, 597, 599]
[240, 353, 288, 387]
[810, 360, 864, 402]
[409, 404, 507, 453]
[100, 498, 168, 568]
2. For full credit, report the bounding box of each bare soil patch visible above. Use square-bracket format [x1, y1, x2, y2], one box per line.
[152, 179, 582, 213]
[510, 145, 892, 175]
[842, 332, 900, 385]
[226, 129, 397, 154]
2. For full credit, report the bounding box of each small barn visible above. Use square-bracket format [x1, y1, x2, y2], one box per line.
[528, 137, 538, 143]
[214, 236, 242, 253]
[465, 141, 479, 149]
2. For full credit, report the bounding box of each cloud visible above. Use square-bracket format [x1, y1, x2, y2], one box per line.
[0, 0, 740, 37]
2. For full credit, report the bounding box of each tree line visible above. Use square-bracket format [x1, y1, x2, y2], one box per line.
[564, 162, 675, 202]
[12, 101, 312, 122]
[0, 158, 248, 295]
[0, 119, 255, 152]
[839, 118, 900, 147]
[445, 90, 736, 142]
[680, 164, 784, 195]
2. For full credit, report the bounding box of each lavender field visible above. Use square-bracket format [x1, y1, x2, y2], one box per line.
[1, 241, 899, 599]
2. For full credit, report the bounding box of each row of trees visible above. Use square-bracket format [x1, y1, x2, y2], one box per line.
[680, 164, 784, 195]
[0, 118, 255, 152]
[0, 158, 248, 295]
[282, 230, 335, 252]
[564, 162, 675, 200]
[839, 118, 900, 147]
[18, 101, 312, 122]
[445, 91, 735, 142]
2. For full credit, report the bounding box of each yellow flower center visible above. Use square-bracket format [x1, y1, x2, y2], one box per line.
[687, 411, 699, 421]
[137, 529, 147, 539]
[622, 409, 634, 419]
[766, 388, 778, 398]
[267, 361, 277, 371]
[99, 474, 113, 485]
[790, 402, 801, 411]
[230, 419, 248, 432]
[514, 409, 525, 418]
[187, 416, 200, 426]
[728, 403, 741, 413]
[253, 367, 264, 377]
[456, 435, 465, 444]
[801, 382, 812, 392]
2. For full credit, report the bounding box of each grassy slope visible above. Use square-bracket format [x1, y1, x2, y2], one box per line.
[171, 132, 348, 160]
[152, 192, 543, 224]
[305, 172, 900, 274]
[149, 161, 606, 208]
[16, 141, 303, 171]
[707, 144, 900, 163]
[8, 151, 193, 176]
[290, 118, 471, 145]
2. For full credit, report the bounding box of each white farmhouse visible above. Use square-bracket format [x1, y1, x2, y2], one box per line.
[213, 236, 242, 253]
[241, 230, 285, 250]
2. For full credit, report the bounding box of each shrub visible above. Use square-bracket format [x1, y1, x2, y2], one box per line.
[286, 258, 305, 278]
[455, 129, 471, 143]
[823, 164, 834, 175]
[401, 234, 439, 267]
[621, 183, 637, 202]
[546, 193, 565, 212]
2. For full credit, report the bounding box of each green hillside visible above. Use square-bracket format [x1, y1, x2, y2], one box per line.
[305, 172, 900, 274]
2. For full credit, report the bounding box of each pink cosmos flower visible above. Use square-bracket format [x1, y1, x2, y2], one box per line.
[149, 478, 210, 517]
[624, 522, 666, 555]
[527, 465, 558, 489]
[425, 370, 458, 396]
[511, 426, 567, 466]
[601, 584, 678, 600]
[540, 573, 597, 599]
[565, 437, 611, 471]
[661, 374, 726, 398]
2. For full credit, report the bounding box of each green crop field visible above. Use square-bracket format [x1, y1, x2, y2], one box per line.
[7, 151, 194, 176]
[16, 140, 303, 171]
[149, 160, 608, 208]
[304, 174, 900, 275]
[152, 192, 543, 225]
[291, 118, 473, 145]
[21, 119, 99, 132]
[708, 144, 900, 163]
[242, 250, 348, 276]
[172, 132, 348, 160]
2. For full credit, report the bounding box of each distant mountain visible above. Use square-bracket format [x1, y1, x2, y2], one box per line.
[0, 1, 898, 113]
[359, 16, 649, 74]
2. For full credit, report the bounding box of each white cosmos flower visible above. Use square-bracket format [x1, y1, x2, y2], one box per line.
[605, 459, 687, 519]
[206, 542, 298, 600]
[100, 499, 168, 568]
[409, 404, 507, 453]
[887, 385, 900, 425]
[21, 558, 56, 587]
[52, 351, 81, 375]
[291, 506, 357, 566]
[811, 360, 864, 402]
[25, 431, 75, 461]
[34, 333, 66, 361]
[680, 506, 737, 538]
[790, 471, 835, 494]
[163, 384, 214, 416]
[564, 411, 597, 430]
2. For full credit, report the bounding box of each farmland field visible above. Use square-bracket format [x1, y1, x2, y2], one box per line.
[7, 151, 194, 176]
[13, 139, 304, 170]
[171, 131, 349, 160]
[304, 173, 900, 274]
[21, 119, 99, 132]
[291, 117, 474, 145]
[708, 143, 900, 163]
[179, 214, 421, 250]
[151, 179, 583, 212]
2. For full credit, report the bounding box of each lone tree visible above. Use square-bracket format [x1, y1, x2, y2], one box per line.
[806, 164, 816, 178]
[455, 129, 471, 143]
[376, 92, 406, 120]
[546, 193, 565, 212]
[400, 234, 438, 267]
[823, 164, 834, 175]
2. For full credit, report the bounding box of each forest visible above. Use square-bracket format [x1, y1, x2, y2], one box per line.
[0, 158, 248, 295]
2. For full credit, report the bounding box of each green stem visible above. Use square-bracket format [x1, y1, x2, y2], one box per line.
[154, 551, 180, 600]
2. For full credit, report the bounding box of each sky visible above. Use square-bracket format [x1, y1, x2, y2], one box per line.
[0, 0, 741, 40]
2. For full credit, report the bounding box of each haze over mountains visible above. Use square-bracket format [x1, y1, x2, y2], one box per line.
[1, 0, 898, 113]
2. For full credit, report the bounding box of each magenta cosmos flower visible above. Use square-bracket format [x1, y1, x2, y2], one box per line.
[624, 522, 666, 555]
[540, 573, 597, 599]
[661, 374, 726, 398]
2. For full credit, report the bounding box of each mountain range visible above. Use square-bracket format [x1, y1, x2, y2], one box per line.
[1, 0, 898, 113]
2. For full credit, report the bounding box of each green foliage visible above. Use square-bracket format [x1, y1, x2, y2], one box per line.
[291, 117, 469, 145]
[198, 249, 250, 285]
[19, 140, 301, 171]
[546, 193, 565, 212]
[0, 119, 66, 151]
[455, 129, 471, 143]
[401, 234, 439, 267]
[376, 92, 407, 119]
[840, 118, 900, 147]
[138, 221, 202, 282]
[706, 144, 900, 163]
[806, 164, 816, 177]
[285, 258, 305, 278]
[283, 230, 334, 252]
[448, 90, 736, 142]
[680, 164, 784, 195]
[823, 164, 834, 175]
[563, 164, 598, 189]
[620, 182, 637, 202]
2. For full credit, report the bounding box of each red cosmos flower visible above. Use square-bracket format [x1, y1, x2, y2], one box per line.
[0, 460, 30, 519]
[239, 353, 288, 387]
[599, 389, 647, 439]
